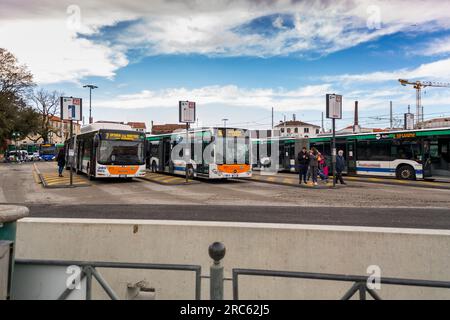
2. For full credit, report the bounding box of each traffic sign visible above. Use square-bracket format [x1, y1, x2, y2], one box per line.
[179, 101, 196, 123]
[60, 97, 82, 121]
[326, 94, 342, 119]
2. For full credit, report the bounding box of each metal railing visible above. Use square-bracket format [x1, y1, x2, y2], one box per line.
[13, 242, 450, 300]
[15, 259, 202, 300]
[232, 268, 450, 300]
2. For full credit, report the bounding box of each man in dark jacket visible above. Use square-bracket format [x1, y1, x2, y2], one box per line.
[335, 150, 346, 185]
[297, 147, 309, 184]
[56, 148, 66, 177]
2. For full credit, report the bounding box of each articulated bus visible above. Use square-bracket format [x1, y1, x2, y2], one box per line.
[309, 127, 450, 180]
[146, 127, 252, 179]
[66, 123, 146, 179]
[251, 136, 308, 172]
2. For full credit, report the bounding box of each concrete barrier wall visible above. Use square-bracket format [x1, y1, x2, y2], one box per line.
[14, 218, 450, 299]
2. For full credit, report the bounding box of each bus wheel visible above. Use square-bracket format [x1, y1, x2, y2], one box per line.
[151, 161, 157, 173]
[397, 165, 416, 180]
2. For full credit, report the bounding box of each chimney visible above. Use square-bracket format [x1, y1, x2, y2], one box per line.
[353, 101, 360, 133]
[293, 114, 296, 121]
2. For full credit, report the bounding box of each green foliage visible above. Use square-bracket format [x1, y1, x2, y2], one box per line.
[0, 48, 38, 150]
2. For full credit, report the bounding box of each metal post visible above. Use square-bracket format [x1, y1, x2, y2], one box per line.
[209, 242, 226, 300]
[271, 107, 274, 129]
[185, 122, 189, 183]
[70, 119, 73, 186]
[89, 87, 92, 124]
[84, 266, 92, 300]
[416, 87, 420, 128]
[390, 101, 393, 129]
[358, 282, 367, 300]
[321, 112, 324, 133]
[332, 118, 336, 188]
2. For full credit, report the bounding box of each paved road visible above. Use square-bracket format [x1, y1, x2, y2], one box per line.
[10, 203, 450, 230]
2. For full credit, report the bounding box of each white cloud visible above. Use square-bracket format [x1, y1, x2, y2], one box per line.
[2, 0, 450, 84]
[421, 35, 450, 56]
[0, 18, 128, 84]
[95, 84, 333, 111]
[324, 57, 450, 83]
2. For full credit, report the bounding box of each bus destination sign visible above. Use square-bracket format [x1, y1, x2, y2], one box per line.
[104, 132, 142, 141]
[394, 132, 416, 139]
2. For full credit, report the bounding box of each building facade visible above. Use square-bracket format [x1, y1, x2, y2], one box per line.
[127, 122, 147, 132]
[22, 116, 81, 145]
[151, 123, 187, 135]
[275, 120, 321, 138]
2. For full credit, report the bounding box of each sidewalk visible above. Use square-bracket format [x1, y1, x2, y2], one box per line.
[33, 163, 90, 188]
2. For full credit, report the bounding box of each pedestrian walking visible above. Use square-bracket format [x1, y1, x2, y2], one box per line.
[297, 147, 309, 184]
[335, 150, 346, 185]
[56, 148, 66, 177]
[318, 153, 329, 183]
[309, 147, 319, 186]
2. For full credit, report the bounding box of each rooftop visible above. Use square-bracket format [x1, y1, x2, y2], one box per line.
[275, 120, 320, 128]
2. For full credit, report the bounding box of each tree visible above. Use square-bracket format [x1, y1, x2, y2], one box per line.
[29, 88, 64, 143]
[0, 48, 34, 95]
[0, 48, 37, 149]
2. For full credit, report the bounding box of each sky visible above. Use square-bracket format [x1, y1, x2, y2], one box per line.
[2, 0, 450, 130]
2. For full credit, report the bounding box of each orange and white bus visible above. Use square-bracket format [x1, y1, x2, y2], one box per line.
[146, 127, 252, 179]
[66, 123, 146, 180]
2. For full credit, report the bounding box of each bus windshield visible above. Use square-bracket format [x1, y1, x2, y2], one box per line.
[40, 146, 56, 155]
[98, 140, 144, 165]
[216, 128, 250, 164]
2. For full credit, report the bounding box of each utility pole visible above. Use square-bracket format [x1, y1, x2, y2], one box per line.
[83, 84, 98, 124]
[321, 112, 324, 133]
[271, 107, 274, 129]
[390, 101, 393, 129]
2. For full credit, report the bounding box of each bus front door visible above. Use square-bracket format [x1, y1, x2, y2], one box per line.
[347, 141, 357, 175]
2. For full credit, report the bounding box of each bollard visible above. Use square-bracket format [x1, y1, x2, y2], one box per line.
[209, 242, 225, 300]
[0, 205, 29, 300]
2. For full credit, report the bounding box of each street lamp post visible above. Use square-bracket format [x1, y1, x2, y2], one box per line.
[222, 118, 228, 129]
[83, 84, 98, 124]
[12, 132, 19, 162]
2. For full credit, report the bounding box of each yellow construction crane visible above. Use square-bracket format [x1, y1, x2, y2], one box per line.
[398, 79, 450, 128]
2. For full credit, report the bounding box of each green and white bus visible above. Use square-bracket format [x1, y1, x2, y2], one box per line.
[251, 136, 308, 172]
[309, 127, 450, 180]
[146, 127, 252, 179]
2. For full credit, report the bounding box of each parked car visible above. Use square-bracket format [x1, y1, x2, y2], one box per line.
[30, 152, 41, 161]
[4, 150, 25, 162]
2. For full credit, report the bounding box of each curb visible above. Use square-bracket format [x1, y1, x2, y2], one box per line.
[34, 163, 90, 188]
[247, 176, 342, 189]
[138, 175, 200, 186]
[33, 163, 47, 187]
[342, 176, 450, 190]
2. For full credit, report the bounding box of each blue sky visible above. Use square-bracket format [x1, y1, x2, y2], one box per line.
[2, 0, 450, 130]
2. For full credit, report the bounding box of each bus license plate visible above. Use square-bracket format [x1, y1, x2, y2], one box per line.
[119, 175, 127, 178]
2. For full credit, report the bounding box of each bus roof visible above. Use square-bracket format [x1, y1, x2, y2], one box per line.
[80, 122, 133, 134]
[146, 127, 248, 140]
[310, 127, 450, 142]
